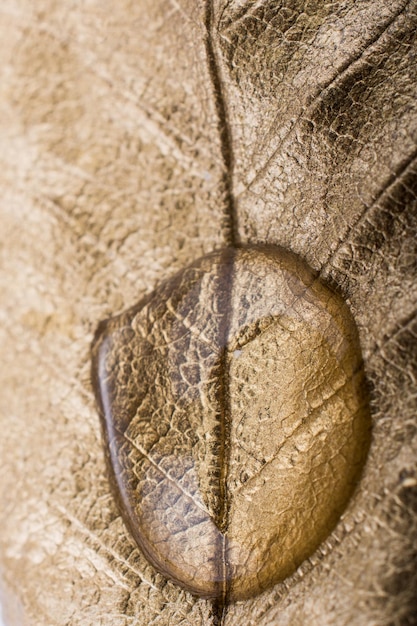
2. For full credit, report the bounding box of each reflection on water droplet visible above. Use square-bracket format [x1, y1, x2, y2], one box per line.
[91, 246, 371, 602]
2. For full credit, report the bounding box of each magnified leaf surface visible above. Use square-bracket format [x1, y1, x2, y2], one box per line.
[92, 245, 371, 602]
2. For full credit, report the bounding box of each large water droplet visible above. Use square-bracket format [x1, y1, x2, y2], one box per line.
[91, 246, 371, 601]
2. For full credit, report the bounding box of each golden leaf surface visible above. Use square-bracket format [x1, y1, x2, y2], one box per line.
[0, 0, 416, 624]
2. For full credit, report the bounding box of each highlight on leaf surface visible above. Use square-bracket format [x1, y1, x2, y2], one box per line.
[91, 245, 371, 602]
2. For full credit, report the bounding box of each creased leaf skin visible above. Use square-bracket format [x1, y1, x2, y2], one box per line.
[0, 0, 416, 623]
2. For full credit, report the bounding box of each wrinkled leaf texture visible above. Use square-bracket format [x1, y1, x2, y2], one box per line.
[0, 0, 416, 624]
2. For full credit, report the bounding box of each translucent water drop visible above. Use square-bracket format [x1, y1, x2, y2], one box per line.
[91, 246, 371, 601]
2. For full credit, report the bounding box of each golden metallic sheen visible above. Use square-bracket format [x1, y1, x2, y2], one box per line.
[91, 245, 371, 602]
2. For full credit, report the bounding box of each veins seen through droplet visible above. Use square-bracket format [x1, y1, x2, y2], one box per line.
[91, 245, 371, 603]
